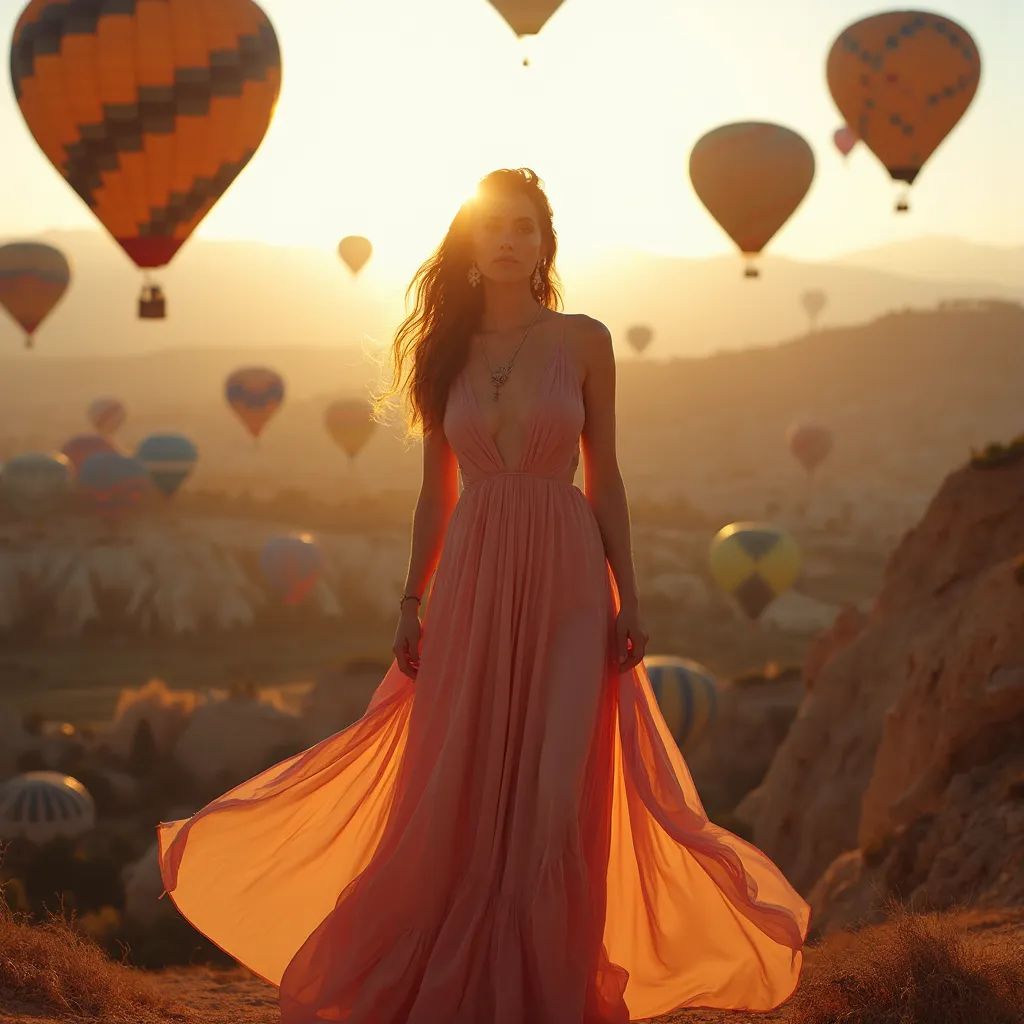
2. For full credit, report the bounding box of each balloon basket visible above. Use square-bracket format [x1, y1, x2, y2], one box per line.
[138, 284, 167, 319]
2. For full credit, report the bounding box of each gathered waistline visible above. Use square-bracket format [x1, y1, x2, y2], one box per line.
[460, 471, 579, 493]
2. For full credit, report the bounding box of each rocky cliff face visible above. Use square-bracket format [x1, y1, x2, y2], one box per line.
[737, 449, 1024, 907]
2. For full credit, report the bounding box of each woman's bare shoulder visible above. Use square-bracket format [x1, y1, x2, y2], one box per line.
[558, 313, 613, 386]
[560, 311, 611, 341]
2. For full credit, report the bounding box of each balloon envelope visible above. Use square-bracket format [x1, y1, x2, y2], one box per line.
[0, 771, 95, 844]
[689, 122, 815, 258]
[260, 533, 324, 606]
[826, 12, 981, 186]
[77, 451, 151, 519]
[0, 242, 70, 345]
[801, 289, 827, 323]
[136, 433, 199, 497]
[709, 522, 802, 621]
[225, 367, 285, 439]
[833, 124, 858, 157]
[0, 451, 71, 517]
[10, 0, 282, 269]
[88, 396, 127, 436]
[338, 236, 372, 276]
[325, 399, 376, 459]
[787, 421, 833, 475]
[61, 433, 118, 474]
[642, 655, 718, 751]
[487, 1, 563, 35]
[626, 325, 654, 355]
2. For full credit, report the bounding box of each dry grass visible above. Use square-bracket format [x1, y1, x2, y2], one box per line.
[789, 899, 1024, 1024]
[0, 880, 192, 1024]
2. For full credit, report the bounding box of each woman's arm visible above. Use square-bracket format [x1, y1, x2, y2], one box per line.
[578, 316, 640, 612]
[399, 423, 461, 603]
[578, 315, 649, 670]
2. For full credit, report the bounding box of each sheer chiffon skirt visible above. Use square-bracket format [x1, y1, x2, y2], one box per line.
[157, 476, 810, 1023]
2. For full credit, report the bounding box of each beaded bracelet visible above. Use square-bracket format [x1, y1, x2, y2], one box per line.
[399, 594, 421, 609]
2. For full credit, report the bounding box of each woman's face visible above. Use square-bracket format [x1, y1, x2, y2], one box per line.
[469, 191, 545, 286]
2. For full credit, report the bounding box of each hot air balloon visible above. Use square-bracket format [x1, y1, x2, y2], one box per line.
[801, 289, 827, 330]
[0, 771, 96, 844]
[135, 433, 199, 498]
[325, 399, 376, 461]
[0, 452, 71, 517]
[260, 533, 324, 606]
[833, 124, 858, 159]
[338, 236, 373, 276]
[10, 0, 282, 316]
[77, 451, 151, 520]
[642, 655, 718, 751]
[225, 367, 285, 441]
[88, 396, 127, 436]
[826, 11, 981, 212]
[787, 421, 833, 476]
[709, 522, 802, 622]
[0, 242, 70, 349]
[487, 1, 564, 36]
[626, 324, 654, 355]
[61, 433, 118, 474]
[689, 122, 815, 278]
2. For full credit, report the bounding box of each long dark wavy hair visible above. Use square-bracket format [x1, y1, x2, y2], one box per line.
[371, 168, 563, 439]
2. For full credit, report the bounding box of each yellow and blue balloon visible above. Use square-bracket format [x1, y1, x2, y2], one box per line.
[709, 522, 802, 621]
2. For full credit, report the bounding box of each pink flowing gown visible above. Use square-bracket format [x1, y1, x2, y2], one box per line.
[157, 321, 810, 1023]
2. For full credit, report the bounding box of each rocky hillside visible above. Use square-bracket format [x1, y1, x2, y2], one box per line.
[738, 441, 1024, 927]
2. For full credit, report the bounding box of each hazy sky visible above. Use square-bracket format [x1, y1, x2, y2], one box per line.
[2, 0, 1021, 276]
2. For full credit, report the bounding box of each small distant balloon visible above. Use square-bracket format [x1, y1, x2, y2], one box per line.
[643, 655, 718, 751]
[135, 433, 199, 498]
[487, 0, 564, 35]
[787, 421, 833, 476]
[626, 325, 654, 355]
[225, 367, 285, 441]
[0, 451, 71, 517]
[76, 451, 151, 520]
[260, 533, 324, 606]
[88, 397, 126, 436]
[0, 242, 70, 349]
[61, 433, 118, 474]
[801, 289, 827, 329]
[709, 522, 802, 621]
[689, 122, 815, 278]
[833, 124, 858, 158]
[826, 11, 981, 212]
[325, 399, 377, 460]
[0, 771, 96, 844]
[338, 236, 373, 276]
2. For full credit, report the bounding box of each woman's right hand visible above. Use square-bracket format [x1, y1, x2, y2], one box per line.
[392, 606, 422, 678]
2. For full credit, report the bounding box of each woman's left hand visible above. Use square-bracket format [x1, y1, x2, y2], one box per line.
[615, 605, 649, 672]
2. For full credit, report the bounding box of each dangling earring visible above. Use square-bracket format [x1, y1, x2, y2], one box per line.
[467, 261, 481, 287]
[531, 264, 543, 292]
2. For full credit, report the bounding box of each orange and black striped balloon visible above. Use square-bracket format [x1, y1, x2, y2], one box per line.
[827, 12, 981, 186]
[10, 0, 281, 269]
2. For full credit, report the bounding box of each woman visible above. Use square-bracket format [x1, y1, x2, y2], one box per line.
[157, 168, 810, 1023]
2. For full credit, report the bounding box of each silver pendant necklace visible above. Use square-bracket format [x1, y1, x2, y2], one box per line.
[479, 306, 546, 402]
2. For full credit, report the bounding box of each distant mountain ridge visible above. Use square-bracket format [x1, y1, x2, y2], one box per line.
[0, 230, 1020, 361]
[835, 235, 1024, 290]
